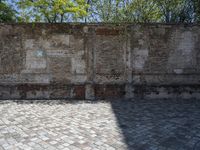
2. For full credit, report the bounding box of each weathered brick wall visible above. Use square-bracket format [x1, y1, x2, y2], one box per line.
[0, 23, 200, 99]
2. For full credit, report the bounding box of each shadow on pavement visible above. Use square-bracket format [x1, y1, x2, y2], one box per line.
[110, 99, 200, 150]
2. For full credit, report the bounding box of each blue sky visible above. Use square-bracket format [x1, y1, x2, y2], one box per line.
[6, 0, 18, 9]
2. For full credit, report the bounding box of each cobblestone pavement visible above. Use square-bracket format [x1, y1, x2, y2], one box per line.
[0, 99, 200, 150]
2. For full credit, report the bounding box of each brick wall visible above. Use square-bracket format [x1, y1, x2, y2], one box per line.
[0, 23, 200, 99]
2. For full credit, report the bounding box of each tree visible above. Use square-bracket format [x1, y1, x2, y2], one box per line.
[194, 0, 200, 22]
[87, 0, 162, 23]
[154, 0, 188, 23]
[88, 0, 198, 23]
[177, 0, 195, 23]
[4, 0, 199, 23]
[154, 0, 196, 23]
[126, 0, 162, 23]
[86, 0, 117, 22]
[17, 0, 89, 22]
[0, 0, 16, 22]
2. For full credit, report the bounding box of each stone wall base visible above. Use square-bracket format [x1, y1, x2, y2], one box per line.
[0, 84, 199, 100]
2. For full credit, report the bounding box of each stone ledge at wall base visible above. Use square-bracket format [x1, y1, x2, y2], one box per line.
[133, 84, 200, 100]
[0, 84, 199, 100]
[0, 84, 85, 100]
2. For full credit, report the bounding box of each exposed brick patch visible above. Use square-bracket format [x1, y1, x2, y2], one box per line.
[73, 85, 85, 99]
[17, 84, 49, 91]
[95, 84, 125, 99]
[50, 84, 71, 99]
[16, 84, 49, 99]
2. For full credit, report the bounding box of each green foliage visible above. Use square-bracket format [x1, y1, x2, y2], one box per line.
[154, 0, 185, 22]
[0, 0, 16, 22]
[17, 0, 89, 22]
[126, 0, 162, 23]
[87, 0, 197, 23]
[194, 0, 200, 22]
[89, 0, 159, 23]
[2, 0, 200, 23]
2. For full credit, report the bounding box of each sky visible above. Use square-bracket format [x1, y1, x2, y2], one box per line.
[6, 0, 18, 9]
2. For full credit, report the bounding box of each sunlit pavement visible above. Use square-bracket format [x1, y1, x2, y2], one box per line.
[0, 99, 200, 150]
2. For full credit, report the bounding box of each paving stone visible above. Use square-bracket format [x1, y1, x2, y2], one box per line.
[0, 99, 200, 150]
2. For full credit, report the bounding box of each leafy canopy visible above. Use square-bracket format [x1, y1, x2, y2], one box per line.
[18, 0, 89, 22]
[0, 0, 16, 22]
[1, 0, 200, 23]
